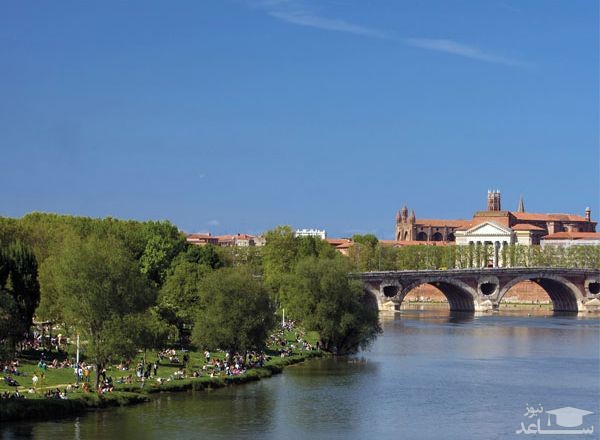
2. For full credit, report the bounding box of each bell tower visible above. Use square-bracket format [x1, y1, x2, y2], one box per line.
[487, 190, 501, 211]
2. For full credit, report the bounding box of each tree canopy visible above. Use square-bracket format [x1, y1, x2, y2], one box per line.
[192, 268, 276, 356]
[282, 256, 381, 354]
[0, 240, 40, 351]
[40, 234, 156, 387]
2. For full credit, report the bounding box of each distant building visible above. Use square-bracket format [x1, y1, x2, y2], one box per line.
[295, 228, 327, 239]
[186, 233, 265, 247]
[186, 233, 219, 246]
[325, 238, 353, 255]
[541, 231, 600, 248]
[395, 190, 597, 267]
[396, 191, 596, 246]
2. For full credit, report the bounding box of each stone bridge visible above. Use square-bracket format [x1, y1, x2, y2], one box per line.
[354, 268, 600, 313]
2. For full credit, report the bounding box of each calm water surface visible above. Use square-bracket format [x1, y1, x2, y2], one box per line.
[3, 309, 599, 440]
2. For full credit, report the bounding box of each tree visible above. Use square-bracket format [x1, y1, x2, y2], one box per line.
[43, 234, 156, 389]
[282, 257, 381, 354]
[158, 258, 210, 332]
[262, 226, 299, 286]
[127, 310, 178, 363]
[192, 268, 275, 357]
[0, 240, 41, 351]
[183, 244, 225, 270]
[349, 234, 380, 271]
[140, 232, 185, 286]
[0, 289, 19, 358]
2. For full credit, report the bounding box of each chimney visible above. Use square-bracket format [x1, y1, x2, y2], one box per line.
[585, 207, 591, 222]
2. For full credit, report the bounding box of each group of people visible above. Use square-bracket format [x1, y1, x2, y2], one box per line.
[44, 387, 68, 399]
[1, 390, 24, 399]
[2, 359, 22, 376]
[269, 321, 316, 356]
[1, 321, 315, 399]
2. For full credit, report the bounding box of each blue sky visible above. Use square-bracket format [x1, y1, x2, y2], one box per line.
[1, 0, 598, 239]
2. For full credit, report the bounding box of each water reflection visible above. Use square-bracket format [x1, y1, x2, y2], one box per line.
[2, 309, 598, 440]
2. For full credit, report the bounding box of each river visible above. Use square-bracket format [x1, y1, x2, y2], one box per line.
[3, 308, 599, 439]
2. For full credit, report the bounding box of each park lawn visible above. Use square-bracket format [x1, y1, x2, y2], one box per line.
[1, 329, 322, 398]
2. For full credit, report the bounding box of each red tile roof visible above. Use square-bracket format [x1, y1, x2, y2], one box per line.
[512, 212, 589, 222]
[542, 232, 600, 240]
[511, 223, 546, 231]
[326, 238, 352, 246]
[187, 233, 213, 239]
[414, 219, 472, 228]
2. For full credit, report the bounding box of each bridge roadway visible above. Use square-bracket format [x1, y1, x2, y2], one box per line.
[353, 267, 600, 313]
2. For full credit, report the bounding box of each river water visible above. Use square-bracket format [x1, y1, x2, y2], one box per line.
[3, 309, 599, 440]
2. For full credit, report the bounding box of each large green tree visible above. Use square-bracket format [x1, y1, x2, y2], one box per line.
[192, 268, 275, 357]
[262, 226, 299, 287]
[283, 256, 381, 354]
[158, 257, 211, 332]
[126, 309, 177, 363]
[40, 234, 156, 388]
[0, 240, 41, 352]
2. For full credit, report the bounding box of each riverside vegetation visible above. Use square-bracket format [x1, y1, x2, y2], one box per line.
[0, 215, 597, 421]
[0, 215, 379, 421]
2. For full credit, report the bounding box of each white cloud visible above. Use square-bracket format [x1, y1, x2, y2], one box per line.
[268, 10, 390, 38]
[248, 1, 528, 67]
[404, 38, 529, 67]
[207, 220, 220, 226]
[252, 0, 390, 39]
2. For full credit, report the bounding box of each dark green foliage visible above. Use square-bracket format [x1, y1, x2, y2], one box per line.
[40, 234, 156, 388]
[1, 213, 185, 287]
[283, 257, 381, 354]
[262, 226, 299, 288]
[0, 240, 40, 354]
[352, 234, 379, 247]
[158, 258, 211, 331]
[182, 244, 225, 269]
[126, 309, 178, 361]
[192, 268, 276, 355]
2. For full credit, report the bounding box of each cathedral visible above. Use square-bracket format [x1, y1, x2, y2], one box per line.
[395, 190, 596, 246]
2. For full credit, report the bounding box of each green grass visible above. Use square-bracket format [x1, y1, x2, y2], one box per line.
[1, 329, 324, 404]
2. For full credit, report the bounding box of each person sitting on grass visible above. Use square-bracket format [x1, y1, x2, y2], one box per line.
[3, 376, 19, 387]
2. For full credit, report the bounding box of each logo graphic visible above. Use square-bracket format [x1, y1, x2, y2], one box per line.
[517, 404, 595, 435]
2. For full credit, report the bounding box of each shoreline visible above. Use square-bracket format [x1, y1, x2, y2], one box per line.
[0, 351, 323, 423]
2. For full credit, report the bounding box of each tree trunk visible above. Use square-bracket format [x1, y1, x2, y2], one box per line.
[95, 362, 102, 391]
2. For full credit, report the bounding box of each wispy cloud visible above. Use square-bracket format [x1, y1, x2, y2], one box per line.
[207, 220, 220, 226]
[404, 38, 528, 67]
[250, 1, 529, 67]
[268, 10, 390, 39]
[253, 0, 390, 39]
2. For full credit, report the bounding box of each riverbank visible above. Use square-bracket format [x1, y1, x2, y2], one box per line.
[0, 350, 323, 423]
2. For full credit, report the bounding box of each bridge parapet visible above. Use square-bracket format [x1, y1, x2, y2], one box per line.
[353, 268, 600, 313]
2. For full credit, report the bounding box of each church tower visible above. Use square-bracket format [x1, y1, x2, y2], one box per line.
[487, 190, 501, 211]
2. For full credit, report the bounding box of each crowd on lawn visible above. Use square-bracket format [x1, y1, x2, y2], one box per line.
[1, 321, 320, 400]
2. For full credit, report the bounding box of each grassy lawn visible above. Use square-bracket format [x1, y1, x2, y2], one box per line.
[1, 328, 321, 399]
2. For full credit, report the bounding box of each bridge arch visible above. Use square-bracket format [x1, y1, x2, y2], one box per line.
[400, 278, 477, 312]
[497, 275, 583, 312]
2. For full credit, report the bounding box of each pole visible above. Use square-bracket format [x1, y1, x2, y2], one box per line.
[282, 308, 285, 327]
[75, 334, 80, 385]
